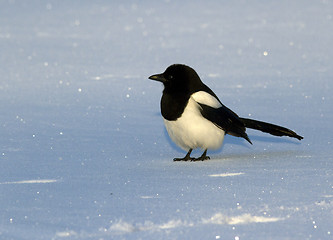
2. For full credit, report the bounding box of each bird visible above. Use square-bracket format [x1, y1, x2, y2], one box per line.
[149, 64, 303, 161]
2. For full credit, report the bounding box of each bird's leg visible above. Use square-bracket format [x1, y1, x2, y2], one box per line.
[173, 149, 195, 161]
[193, 149, 210, 161]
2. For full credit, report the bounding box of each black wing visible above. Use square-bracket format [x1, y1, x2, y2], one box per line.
[198, 103, 252, 144]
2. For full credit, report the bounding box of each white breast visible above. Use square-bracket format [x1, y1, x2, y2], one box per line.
[163, 93, 225, 151]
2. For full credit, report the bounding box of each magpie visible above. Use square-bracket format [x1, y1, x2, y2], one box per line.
[149, 64, 303, 161]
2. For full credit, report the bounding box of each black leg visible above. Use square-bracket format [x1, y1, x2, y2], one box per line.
[193, 149, 210, 161]
[173, 149, 195, 161]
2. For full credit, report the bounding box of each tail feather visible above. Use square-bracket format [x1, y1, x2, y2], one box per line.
[240, 118, 303, 140]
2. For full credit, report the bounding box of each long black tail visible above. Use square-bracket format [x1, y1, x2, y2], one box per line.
[240, 118, 303, 140]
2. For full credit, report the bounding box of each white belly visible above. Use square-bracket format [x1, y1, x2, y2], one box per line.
[163, 97, 225, 151]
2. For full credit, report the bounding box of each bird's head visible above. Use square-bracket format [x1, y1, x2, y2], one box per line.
[149, 64, 202, 94]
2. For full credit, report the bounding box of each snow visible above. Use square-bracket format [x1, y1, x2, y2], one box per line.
[0, 0, 332, 239]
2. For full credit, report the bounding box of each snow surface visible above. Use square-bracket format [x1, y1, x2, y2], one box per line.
[0, 0, 332, 239]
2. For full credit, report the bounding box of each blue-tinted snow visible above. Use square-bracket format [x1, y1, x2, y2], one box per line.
[0, 1, 332, 239]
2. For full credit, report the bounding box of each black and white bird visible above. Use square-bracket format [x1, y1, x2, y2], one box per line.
[149, 64, 303, 161]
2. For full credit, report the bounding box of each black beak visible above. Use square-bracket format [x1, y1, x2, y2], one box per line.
[148, 73, 166, 83]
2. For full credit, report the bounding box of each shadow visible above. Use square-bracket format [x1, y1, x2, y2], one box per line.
[246, 134, 302, 145]
[213, 149, 305, 161]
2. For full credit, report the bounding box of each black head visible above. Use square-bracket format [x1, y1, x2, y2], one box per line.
[149, 64, 203, 94]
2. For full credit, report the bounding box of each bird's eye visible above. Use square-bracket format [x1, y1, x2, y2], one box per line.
[169, 75, 174, 80]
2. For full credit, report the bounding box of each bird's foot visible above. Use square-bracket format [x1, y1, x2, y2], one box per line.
[173, 149, 194, 161]
[173, 156, 195, 161]
[192, 155, 210, 161]
[173, 149, 210, 162]
[191, 149, 210, 161]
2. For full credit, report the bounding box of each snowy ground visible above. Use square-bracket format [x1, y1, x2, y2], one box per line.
[0, 1, 332, 239]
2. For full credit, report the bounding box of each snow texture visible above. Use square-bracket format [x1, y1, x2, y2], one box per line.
[0, 0, 332, 239]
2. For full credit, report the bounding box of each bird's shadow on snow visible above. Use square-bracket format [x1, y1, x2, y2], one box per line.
[227, 134, 302, 145]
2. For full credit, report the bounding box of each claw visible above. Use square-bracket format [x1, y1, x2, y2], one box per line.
[191, 156, 210, 161]
[192, 149, 210, 161]
[173, 157, 195, 161]
[173, 149, 210, 162]
[173, 149, 193, 161]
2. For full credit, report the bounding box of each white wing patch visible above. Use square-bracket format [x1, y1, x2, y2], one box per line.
[191, 91, 222, 108]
